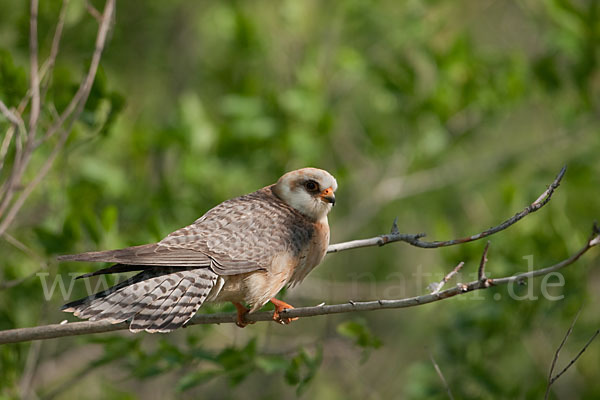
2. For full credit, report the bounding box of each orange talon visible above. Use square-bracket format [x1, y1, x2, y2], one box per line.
[233, 302, 254, 328]
[270, 298, 299, 325]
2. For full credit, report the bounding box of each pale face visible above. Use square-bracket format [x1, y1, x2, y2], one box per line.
[273, 168, 337, 221]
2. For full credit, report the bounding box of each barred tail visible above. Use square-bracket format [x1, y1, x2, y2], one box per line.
[62, 268, 218, 333]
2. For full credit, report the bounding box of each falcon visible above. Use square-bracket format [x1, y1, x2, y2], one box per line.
[58, 167, 337, 333]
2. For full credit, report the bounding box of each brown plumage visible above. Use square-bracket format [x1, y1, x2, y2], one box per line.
[59, 168, 337, 332]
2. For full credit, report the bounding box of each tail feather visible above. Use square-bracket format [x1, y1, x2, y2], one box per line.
[131, 275, 204, 333]
[62, 268, 219, 332]
[83, 272, 175, 323]
[130, 274, 193, 332]
[61, 270, 151, 312]
[76, 264, 148, 280]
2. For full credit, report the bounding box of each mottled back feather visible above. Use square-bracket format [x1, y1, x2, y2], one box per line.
[58, 186, 315, 276]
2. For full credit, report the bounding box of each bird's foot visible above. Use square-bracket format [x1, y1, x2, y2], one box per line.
[270, 298, 299, 325]
[233, 302, 255, 328]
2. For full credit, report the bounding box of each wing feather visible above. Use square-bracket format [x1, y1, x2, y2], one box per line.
[58, 186, 315, 276]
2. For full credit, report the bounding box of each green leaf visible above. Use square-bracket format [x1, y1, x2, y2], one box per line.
[337, 320, 383, 350]
[255, 355, 289, 374]
[177, 370, 221, 392]
[284, 346, 323, 395]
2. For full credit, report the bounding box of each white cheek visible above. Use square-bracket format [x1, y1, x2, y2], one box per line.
[287, 191, 314, 214]
[277, 184, 332, 220]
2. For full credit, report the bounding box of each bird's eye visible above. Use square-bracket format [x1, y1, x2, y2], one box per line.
[304, 180, 319, 192]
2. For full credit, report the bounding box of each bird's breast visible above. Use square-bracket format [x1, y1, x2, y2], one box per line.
[288, 219, 330, 287]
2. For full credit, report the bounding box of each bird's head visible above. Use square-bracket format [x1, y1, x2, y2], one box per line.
[273, 167, 337, 221]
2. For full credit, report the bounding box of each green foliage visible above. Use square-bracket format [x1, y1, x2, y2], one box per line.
[0, 49, 27, 105]
[1, 0, 599, 398]
[337, 319, 382, 362]
[284, 346, 323, 396]
[70, 334, 323, 395]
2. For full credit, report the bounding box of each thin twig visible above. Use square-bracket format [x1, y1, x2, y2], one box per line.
[544, 308, 599, 399]
[28, 0, 40, 137]
[38, 0, 70, 106]
[546, 309, 581, 394]
[85, 0, 103, 22]
[0, 100, 26, 175]
[0, 233, 49, 290]
[0, 109, 26, 207]
[478, 241, 490, 281]
[2, 232, 46, 262]
[0, 227, 597, 344]
[1, 0, 69, 170]
[0, 127, 15, 173]
[37, 0, 114, 146]
[428, 262, 465, 294]
[491, 226, 599, 286]
[0, 0, 115, 237]
[18, 330, 42, 398]
[429, 351, 454, 400]
[0, 100, 22, 127]
[549, 329, 599, 386]
[327, 166, 567, 253]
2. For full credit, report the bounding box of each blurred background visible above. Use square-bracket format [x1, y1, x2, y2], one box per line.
[1, 0, 599, 398]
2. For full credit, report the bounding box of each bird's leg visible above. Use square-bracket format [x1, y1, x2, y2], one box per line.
[270, 298, 299, 325]
[232, 302, 254, 328]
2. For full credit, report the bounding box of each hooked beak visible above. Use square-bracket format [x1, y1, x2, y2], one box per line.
[319, 187, 336, 206]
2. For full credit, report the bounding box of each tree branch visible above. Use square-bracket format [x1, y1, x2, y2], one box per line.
[545, 308, 600, 399]
[327, 166, 566, 253]
[38, 0, 70, 105]
[0, 100, 26, 175]
[477, 241, 490, 281]
[0, 225, 597, 345]
[548, 330, 599, 388]
[0, 99, 23, 127]
[428, 261, 465, 294]
[28, 0, 40, 136]
[0, 0, 115, 237]
[429, 350, 454, 400]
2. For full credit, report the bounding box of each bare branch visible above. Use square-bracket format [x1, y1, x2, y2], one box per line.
[0, 0, 68, 205]
[0, 108, 26, 207]
[429, 351, 454, 400]
[549, 330, 599, 386]
[38, 0, 115, 146]
[0, 233, 49, 290]
[0, 126, 69, 236]
[478, 241, 490, 281]
[0, 0, 115, 237]
[85, 0, 103, 22]
[0, 128, 15, 173]
[328, 166, 567, 253]
[28, 0, 40, 136]
[546, 309, 581, 392]
[39, 0, 70, 104]
[545, 309, 600, 399]
[428, 262, 465, 294]
[0, 100, 27, 176]
[0, 100, 22, 127]
[491, 226, 599, 286]
[0, 225, 597, 345]
[19, 337, 42, 398]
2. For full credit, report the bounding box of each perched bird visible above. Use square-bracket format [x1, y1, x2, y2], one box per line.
[59, 167, 337, 333]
